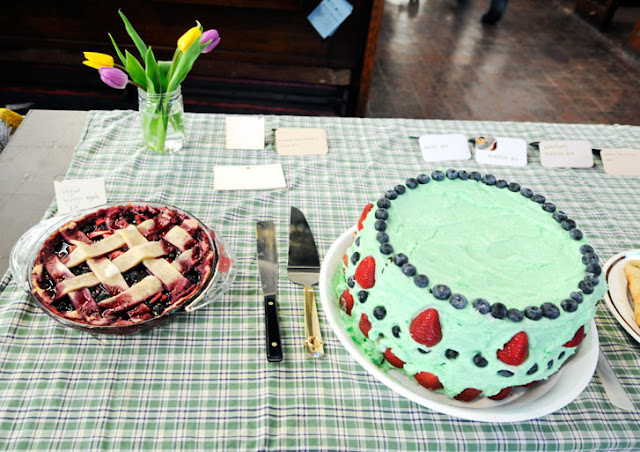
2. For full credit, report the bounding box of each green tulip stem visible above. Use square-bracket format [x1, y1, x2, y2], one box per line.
[127, 80, 144, 90]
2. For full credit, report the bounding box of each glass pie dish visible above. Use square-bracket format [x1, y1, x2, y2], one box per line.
[9, 202, 236, 335]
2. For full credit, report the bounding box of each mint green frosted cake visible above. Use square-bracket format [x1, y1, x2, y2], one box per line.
[334, 170, 605, 402]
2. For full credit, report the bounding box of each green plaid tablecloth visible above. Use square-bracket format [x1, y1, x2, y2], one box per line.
[1, 110, 640, 451]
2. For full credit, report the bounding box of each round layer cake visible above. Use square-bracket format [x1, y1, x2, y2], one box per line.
[335, 170, 605, 402]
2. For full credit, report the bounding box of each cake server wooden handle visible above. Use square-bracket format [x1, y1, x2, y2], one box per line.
[304, 286, 324, 359]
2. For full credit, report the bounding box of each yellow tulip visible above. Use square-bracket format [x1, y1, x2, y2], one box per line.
[177, 26, 201, 52]
[82, 52, 114, 69]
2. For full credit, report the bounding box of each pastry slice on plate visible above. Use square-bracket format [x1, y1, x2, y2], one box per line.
[624, 260, 640, 327]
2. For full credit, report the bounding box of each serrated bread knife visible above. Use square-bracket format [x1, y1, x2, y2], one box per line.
[256, 221, 283, 362]
[287, 207, 324, 359]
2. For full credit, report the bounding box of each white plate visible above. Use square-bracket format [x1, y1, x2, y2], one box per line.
[319, 226, 599, 422]
[602, 250, 640, 343]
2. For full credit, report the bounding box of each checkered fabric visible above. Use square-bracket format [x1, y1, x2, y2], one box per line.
[1, 111, 640, 451]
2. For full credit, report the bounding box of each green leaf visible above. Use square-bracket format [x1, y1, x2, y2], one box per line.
[158, 61, 172, 87]
[125, 50, 147, 90]
[167, 38, 208, 92]
[108, 33, 126, 67]
[145, 47, 162, 94]
[118, 9, 148, 61]
[166, 48, 182, 88]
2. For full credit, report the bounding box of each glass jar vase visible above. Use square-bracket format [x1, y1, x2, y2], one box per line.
[138, 86, 185, 153]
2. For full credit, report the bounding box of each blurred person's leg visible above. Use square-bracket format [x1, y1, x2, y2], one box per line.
[481, 0, 508, 24]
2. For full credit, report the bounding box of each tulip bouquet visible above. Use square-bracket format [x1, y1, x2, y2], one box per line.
[83, 10, 220, 152]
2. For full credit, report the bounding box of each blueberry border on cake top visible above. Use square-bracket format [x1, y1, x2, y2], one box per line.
[352, 169, 601, 324]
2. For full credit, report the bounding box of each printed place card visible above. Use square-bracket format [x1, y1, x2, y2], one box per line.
[601, 148, 640, 176]
[539, 140, 593, 168]
[275, 128, 328, 156]
[54, 178, 107, 214]
[225, 116, 265, 150]
[308, 0, 353, 39]
[214, 164, 287, 191]
[418, 134, 471, 162]
[475, 137, 527, 167]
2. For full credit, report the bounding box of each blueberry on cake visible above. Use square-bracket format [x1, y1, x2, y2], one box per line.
[335, 170, 604, 401]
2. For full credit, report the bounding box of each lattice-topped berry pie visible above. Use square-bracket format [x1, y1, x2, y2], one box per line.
[30, 204, 216, 329]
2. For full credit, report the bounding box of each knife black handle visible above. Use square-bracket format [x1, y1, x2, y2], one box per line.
[264, 294, 283, 362]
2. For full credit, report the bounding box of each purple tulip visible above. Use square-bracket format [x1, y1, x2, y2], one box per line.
[98, 66, 128, 89]
[201, 29, 220, 54]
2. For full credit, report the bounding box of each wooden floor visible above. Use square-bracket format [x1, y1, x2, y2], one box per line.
[366, 0, 640, 125]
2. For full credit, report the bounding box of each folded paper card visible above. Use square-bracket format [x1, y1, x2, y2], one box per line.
[539, 140, 593, 168]
[601, 149, 640, 176]
[214, 164, 287, 191]
[475, 137, 527, 167]
[54, 178, 107, 214]
[418, 134, 471, 162]
[275, 128, 328, 156]
[308, 0, 353, 39]
[225, 116, 265, 150]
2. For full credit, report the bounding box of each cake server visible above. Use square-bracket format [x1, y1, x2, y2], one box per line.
[256, 221, 283, 362]
[596, 349, 634, 410]
[287, 207, 324, 359]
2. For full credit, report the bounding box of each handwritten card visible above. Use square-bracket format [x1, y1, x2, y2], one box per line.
[539, 140, 593, 168]
[54, 178, 107, 214]
[308, 0, 353, 39]
[214, 164, 287, 191]
[601, 148, 640, 176]
[418, 134, 471, 162]
[275, 128, 328, 156]
[475, 137, 527, 167]
[225, 116, 265, 150]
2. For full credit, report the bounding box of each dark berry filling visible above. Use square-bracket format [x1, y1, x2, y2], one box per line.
[69, 262, 90, 277]
[122, 264, 149, 285]
[55, 241, 74, 259]
[89, 285, 110, 302]
[184, 268, 201, 285]
[52, 298, 75, 312]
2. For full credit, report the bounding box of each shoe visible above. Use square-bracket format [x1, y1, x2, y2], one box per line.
[481, 9, 503, 25]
